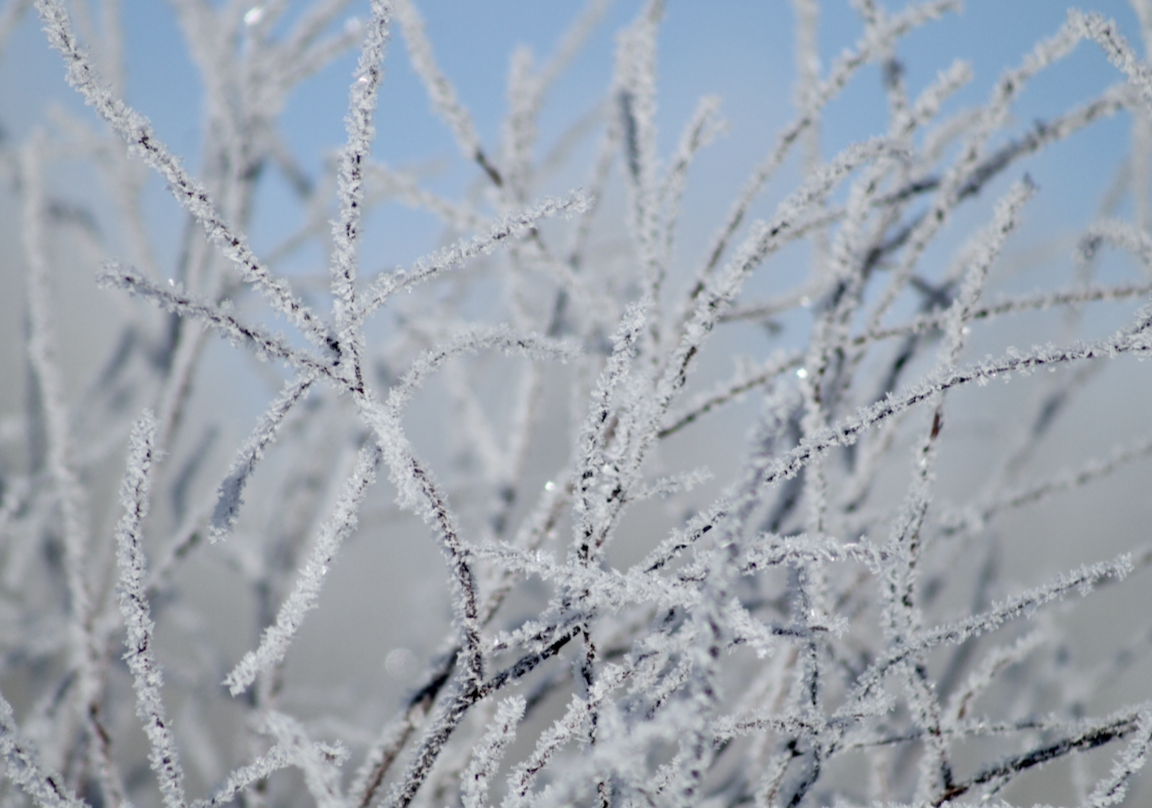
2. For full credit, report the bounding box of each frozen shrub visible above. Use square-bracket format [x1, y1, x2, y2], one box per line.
[5, 0, 1152, 805]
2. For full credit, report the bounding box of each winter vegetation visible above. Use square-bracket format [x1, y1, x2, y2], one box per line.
[6, 0, 1152, 805]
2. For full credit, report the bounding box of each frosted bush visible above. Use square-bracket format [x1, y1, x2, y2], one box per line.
[4, 0, 1152, 806]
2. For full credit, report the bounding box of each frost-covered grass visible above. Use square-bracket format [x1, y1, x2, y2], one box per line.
[6, 0, 1152, 805]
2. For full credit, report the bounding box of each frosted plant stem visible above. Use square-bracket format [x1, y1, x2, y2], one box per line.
[262, 713, 348, 808]
[330, 0, 391, 381]
[210, 372, 318, 542]
[20, 132, 102, 778]
[461, 696, 523, 808]
[934, 705, 1151, 806]
[0, 691, 86, 808]
[865, 14, 1086, 336]
[1073, 10, 1152, 111]
[615, 0, 664, 338]
[190, 744, 295, 808]
[941, 431, 1152, 535]
[224, 442, 382, 696]
[34, 0, 334, 351]
[392, 0, 497, 184]
[751, 318, 1152, 498]
[354, 190, 590, 324]
[113, 412, 186, 808]
[683, 0, 960, 317]
[98, 265, 339, 381]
